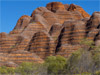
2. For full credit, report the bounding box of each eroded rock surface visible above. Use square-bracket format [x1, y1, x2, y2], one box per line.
[0, 2, 100, 67]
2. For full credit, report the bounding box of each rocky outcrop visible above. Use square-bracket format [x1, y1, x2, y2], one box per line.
[46, 2, 66, 12]
[10, 15, 32, 35]
[21, 22, 47, 38]
[56, 44, 81, 58]
[26, 31, 55, 59]
[64, 4, 69, 10]
[0, 33, 22, 53]
[86, 12, 100, 43]
[0, 2, 100, 67]
[49, 23, 62, 41]
[31, 7, 50, 17]
[56, 20, 86, 45]
[68, 4, 90, 18]
[86, 12, 100, 31]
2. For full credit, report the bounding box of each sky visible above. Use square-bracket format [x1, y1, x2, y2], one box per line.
[0, 0, 100, 33]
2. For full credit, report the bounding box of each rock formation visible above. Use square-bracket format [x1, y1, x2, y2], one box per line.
[0, 2, 100, 66]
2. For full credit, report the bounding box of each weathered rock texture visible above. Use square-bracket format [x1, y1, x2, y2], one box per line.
[0, 2, 100, 66]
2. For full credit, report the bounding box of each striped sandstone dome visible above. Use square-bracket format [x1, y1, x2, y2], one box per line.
[0, 2, 100, 67]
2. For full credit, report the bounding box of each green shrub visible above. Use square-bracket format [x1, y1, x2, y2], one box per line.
[95, 70, 100, 75]
[66, 50, 82, 74]
[45, 55, 67, 75]
[66, 39, 100, 74]
[92, 47, 100, 70]
[15, 62, 47, 75]
[81, 72, 91, 75]
[66, 47, 94, 73]
[0, 66, 8, 74]
[92, 51, 100, 69]
[0, 66, 15, 74]
[80, 38, 94, 47]
[6, 67, 15, 74]
[15, 62, 35, 75]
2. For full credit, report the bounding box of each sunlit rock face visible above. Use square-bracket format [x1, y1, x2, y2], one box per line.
[46, 2, 66, 12]
[0, 2, 100, 66]
[68, 4, 90, 18]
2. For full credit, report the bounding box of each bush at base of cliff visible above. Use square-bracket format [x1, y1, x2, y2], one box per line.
[95, 70, 100, 75]
[45, 55, 67, 75]
[66, 48, 100, 74]
[92, 49, 100, 70]
[15, 62, 34, 75]
[65, 39, 100, 74]
[0, 66, 15, 74]
[15, 62, 47, 75]
[81, 72, 91, 75]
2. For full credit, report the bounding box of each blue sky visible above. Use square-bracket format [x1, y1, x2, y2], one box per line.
[0, 0, 100, 33]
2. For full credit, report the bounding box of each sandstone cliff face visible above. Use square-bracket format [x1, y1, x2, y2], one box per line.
[0, 2, 100, 66]
[46, 2, 66, 12]
[68, 4, 90, 18]
[26, 31, 55, 59]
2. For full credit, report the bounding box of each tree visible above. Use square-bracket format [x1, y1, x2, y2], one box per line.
[66, 39, 100, 74]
